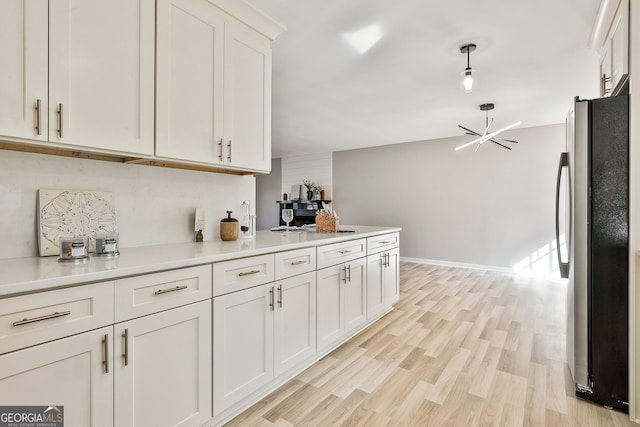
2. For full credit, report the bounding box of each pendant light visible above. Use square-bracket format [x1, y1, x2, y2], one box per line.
[460, 44, 476, 93]
[456, 103, 521, 151]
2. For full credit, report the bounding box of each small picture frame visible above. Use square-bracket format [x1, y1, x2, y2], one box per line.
[290, 185, 300, 200]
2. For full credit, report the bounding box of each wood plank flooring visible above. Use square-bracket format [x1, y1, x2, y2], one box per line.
[225, 262, 635, 426]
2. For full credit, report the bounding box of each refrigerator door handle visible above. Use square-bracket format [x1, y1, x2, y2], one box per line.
[556, 152, 570, 278]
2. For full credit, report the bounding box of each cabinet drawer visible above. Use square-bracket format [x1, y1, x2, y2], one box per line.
[317, 239, 366, 270]
[0, 281, 114, 355]
[213, 254, 275, 297]
[275, 247, 316, 280]
[367, 232, 399, 255]
[115, 265, 212, 322]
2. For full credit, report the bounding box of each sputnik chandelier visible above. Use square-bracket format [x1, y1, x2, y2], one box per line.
[456, 103, 521, 152]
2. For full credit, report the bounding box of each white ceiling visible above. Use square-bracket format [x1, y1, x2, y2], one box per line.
[245, 0, 602, 158]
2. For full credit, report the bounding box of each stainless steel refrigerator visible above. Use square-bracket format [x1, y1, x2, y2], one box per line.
[556, 94, 629, 412]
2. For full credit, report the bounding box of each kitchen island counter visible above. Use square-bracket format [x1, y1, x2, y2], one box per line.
[0, 226, 400, 297]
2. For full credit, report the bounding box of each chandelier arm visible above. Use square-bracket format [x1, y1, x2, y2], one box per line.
[458, 125, 482, 136]
[491, 140, 512, 150]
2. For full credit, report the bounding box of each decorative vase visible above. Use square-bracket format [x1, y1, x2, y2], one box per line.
[306, 190, 313, 200]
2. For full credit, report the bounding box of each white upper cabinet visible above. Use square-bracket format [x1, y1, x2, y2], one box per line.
[156, 0, 278, 173]
[0, 0, 155, 155]
[0, 0, 48, 142]
[155, 0, 225, 164]
[594, 0, 629, 96]
[1, 0, 282, 174]
[48, 0, 155, 155]
[223, 17, 272, 172]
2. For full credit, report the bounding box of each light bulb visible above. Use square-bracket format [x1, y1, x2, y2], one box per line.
[463, 67, 473, 93]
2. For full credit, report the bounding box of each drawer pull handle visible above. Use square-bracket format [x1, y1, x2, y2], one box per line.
[35, 99, 41, 135]
[269, 287, 275, 311]
[218, 138, 224, 162]
[379, 240, 391, 244]
[122, 329, 129, 366]
[278, 285, 283, 308]
[338, 250, 352, 254]
[291, 260, 307, 266]
[57, 103, 63, 138]
[154, 285, 188, 295]
[103, 334, 109, 374]
[238, 269, 260, 277]
[13, 310, 71, 326]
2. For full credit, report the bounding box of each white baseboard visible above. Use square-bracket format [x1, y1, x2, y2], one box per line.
[400, 257, 567, 283]
[400, 257, 514, 273]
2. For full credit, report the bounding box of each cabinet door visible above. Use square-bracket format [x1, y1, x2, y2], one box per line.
[114, 301, 211, 427]
[316, 264, 345, 352]
[48, 0, 155, 155]
[599, 44, 613, 97]
[609, 5, 628, 92]
[344, 258, 367, 334]
[0, 326, 113, 427]
[274, 272, 316, 376]
[366, 254, 385, 319]
[0, 0, 48, 142]
[223, 18, 272, 172]
[383, 248, 400, 306]
[156, 0, 225, 164]
[213, 284, 274, 415]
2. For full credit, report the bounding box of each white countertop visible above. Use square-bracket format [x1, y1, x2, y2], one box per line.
[0, 226, 400, 297]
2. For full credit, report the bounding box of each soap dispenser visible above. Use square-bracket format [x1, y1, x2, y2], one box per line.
[220, 211, 239, 241]
[239, 200, 254, 238]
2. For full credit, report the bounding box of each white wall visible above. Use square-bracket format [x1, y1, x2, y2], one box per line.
[0, 150, 255, 259]
[333, 124, 565, 273]
[281, 153, 332, 199]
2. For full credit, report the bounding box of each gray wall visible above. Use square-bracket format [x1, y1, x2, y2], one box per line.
[256, 158, 281, 230]
[333, 124, 564, 269]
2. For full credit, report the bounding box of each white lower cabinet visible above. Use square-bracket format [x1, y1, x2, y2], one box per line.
[317, 257, 367, 353]
[213, 271, 316, 415]
[213, 283, 274, 415]
[366, 248, 400, 319]
[0, 326, 114, 427]
[274, 272, 317, 376]
[114, 300, 211, 427]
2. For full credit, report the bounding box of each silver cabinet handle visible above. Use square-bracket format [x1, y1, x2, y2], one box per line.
[601, 74, 612, 95]
[291, 260, 307, 266]
[379, 240, 391, 245]
[238, 270, 260, 277]
[343, 264, 351, 283]
[218, 138, 224, 162]
[277, 285, 283, 308]
[57, 103, 63, 138]
[102, 334, 109, 374]
[386, 253, 390, 268]
[227, 140, 232, 162]
[269, 287, 274, 311]
[338, 250, 352, 254]
[13, 310, 71, 327]
[35, 99, 41, 135]
[154, 285, 188, 295]
[122, 329, 129, 366]
[555, 152, 570, 278]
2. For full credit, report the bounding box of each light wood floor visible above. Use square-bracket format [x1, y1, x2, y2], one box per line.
[226, 262, 635, 426]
